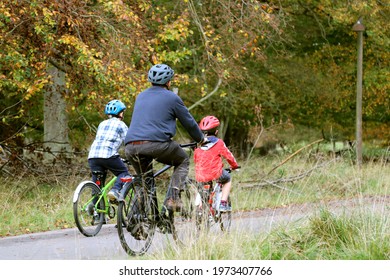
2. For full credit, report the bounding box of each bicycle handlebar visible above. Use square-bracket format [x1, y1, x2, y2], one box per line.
[180, 142, 198, 149]
[224, 166, 241, 173]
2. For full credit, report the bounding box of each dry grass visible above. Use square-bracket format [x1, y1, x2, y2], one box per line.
[1, 152, 389, 260]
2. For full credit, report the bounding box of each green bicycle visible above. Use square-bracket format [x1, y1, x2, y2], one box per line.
[72, 160, 130, 237]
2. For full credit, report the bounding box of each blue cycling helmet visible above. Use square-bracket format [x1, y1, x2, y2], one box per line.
[104, 100, 126, 115]
[148, 64, 174, 85]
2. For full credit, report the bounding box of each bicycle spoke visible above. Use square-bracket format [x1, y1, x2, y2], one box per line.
[171, 188, 198, 245]
[117, 182, 156, 256]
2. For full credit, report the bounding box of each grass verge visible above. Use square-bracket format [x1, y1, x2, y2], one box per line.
[0, 154, 389, 260]
[148, 209, 389, 260]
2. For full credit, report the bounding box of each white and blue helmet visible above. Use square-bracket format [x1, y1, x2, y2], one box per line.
[104, 100, 126, 115]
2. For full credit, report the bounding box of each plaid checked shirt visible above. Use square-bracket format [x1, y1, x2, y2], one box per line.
[88, 117, 128, 159]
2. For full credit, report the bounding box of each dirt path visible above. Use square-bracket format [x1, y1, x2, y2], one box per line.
[0, 195, 388, 260]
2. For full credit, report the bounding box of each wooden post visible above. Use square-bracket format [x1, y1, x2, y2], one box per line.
[352, 18, 365, 168]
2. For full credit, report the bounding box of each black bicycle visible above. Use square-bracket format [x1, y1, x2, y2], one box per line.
[116, 143, 198, 256]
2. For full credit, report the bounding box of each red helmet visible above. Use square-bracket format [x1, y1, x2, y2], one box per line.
[199, 116, 220, 131]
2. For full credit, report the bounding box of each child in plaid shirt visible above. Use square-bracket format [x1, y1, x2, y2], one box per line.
[88, 100, 129, 202]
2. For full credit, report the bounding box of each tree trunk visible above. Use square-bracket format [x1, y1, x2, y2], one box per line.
[43, 64, 71, 163]
[224, 120, 250, 158]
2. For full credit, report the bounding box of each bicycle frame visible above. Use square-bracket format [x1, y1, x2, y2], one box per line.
[73, 159, 132, 237]
[94, 176, 116, 214]
[198, 181, 221, 217]
[72, 174, 116, 215]
[118, 142, 197, 203]
[118, 164, 171, 208]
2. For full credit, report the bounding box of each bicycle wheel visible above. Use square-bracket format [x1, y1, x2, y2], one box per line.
[171, 187, 197, 245]
[117, 180, 156, 256]
[195, 191, 212, 235]
[73, 181, 105, 237]
[196, 195, 232, 234]
[218, 197, 232, 232]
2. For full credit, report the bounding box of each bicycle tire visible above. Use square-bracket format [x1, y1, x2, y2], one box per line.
[73, 181, 105, 237]
[195, 191, 212, 235]
[171, 186, 197, 245]
[195, 192, 232, 234]
[117, 180, 156, 256]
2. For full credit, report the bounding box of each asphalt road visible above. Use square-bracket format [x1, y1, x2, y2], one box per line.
[0, 210, 306, 260]
[0, 196, 388, 260]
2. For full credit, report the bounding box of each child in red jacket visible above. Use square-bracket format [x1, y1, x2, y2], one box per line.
[194, 116, 239, 211]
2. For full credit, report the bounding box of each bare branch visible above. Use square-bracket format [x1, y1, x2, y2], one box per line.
[76, 108, 97, 134]
[262, 179, 301, 194]
[48, 59, 70, 73]
[245, 105, 264, 163]
[241, 158, 337, 192]
[0, 100, 23, 115]
[188, 78, 222, 111]
[267, 138, 324, 175]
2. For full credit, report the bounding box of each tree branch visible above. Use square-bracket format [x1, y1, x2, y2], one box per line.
[241, 158, 336, 191]
[0, 100, 23, 115]
[267, 138, 324, 175]
[76, 108, 97, 133]
[188, 78, 222, 111]
[48, 58, 71, 73]
[245, 113, 264, 164]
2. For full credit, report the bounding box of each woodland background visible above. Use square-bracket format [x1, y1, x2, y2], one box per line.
[0, 0, 389, 167]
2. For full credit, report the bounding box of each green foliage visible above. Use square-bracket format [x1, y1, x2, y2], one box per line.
[274, 0, 390, 140]
[0, 0, 388, 156]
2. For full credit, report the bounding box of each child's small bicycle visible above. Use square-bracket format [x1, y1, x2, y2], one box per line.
[195, 167, 240, 234]
[72, 159, 130, 237]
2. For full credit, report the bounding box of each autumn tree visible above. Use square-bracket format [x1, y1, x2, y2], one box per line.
[1, 0, 388, 166]
[1, 0, 153, 160]
[159, 0, 288, 153]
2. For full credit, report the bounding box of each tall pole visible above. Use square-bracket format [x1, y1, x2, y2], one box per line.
[352, 18, 365, 168]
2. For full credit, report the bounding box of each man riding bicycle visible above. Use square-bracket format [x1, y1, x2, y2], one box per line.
[125, 64, 206, 212]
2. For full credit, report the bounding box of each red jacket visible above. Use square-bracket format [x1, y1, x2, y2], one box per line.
[194, 136, 239, 182]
